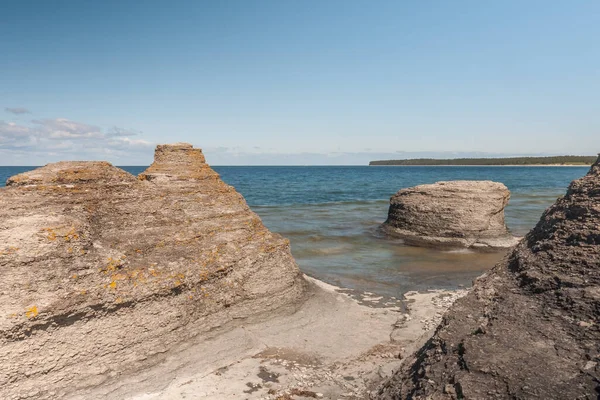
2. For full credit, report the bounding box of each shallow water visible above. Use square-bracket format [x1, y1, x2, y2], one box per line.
[0, 165, 589, 297]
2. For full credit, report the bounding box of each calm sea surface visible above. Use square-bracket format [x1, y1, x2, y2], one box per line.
[0, 165, 589, 297]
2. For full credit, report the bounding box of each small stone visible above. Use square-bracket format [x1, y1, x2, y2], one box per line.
[584, 361, 597, 370]
[444, 384, 456, 395]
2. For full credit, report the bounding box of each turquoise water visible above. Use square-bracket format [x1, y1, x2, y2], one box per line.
[0, 165, 589, 297]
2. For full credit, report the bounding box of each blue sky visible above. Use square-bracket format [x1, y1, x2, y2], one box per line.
[1, 1, 599, 165]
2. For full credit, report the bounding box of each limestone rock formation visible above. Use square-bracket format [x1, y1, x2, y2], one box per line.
[0, 143, 306, 399]
[382, 180, 520, 250]
[376, 157, 600, 399]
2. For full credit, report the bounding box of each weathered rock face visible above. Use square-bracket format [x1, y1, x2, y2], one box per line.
[376, 157, 600, 399]
[0, 143, 306, 399]
[382, 180, 520, 250]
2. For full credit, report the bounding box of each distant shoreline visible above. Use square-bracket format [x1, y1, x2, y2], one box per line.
[369, 164, 591, 167]
[369, 155, 597, 167]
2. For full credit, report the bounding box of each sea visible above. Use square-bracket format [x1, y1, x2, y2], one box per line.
[0, 165, 589, 298]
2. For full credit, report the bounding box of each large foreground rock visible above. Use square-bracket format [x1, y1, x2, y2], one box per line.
[377, 157, 600, 398]
[382, 180, 520, 250]
[0, 143, 306, 399]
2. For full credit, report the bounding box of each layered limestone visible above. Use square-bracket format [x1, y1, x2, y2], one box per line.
[382, 180, 520, 250]
[376, 156, 600, 399]
[0, 143, 306, 400]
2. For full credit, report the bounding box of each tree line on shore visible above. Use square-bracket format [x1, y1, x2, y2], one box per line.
[369, 155, 597, 166]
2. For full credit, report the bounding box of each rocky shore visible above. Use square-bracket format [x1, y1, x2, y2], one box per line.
[0, 143, 470, 400]
[1, 144, 597, 399]
[376, 156, 600, 399]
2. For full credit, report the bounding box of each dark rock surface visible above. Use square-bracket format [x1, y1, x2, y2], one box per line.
[376, 157, 600, 399]
[0, 143, 307, 399]
[382, 180, 520, 250]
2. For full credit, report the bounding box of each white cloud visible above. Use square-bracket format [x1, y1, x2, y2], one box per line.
[106, 126, 141, 137]
[0, 121, 31, 138]
[0, 117, 154, 165]
[108, 137, 153, 148]
[5, 107, 31, 115]
[32, 118, 104, 139]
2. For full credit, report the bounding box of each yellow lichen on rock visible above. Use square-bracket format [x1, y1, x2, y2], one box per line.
[0, 246, 19, 256]
[43, 228, 58, 241]
[25, 306, 38, 319]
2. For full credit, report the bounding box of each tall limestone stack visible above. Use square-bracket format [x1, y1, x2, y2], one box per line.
[382, 181, 520, 250]
[0, 143, 306, 399]
[377, 157, 600, 399]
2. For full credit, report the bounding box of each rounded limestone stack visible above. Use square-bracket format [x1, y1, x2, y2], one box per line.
[381, 180, 520, 250]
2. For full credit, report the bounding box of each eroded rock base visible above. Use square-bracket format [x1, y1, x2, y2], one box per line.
[72, 278, 466, 400]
